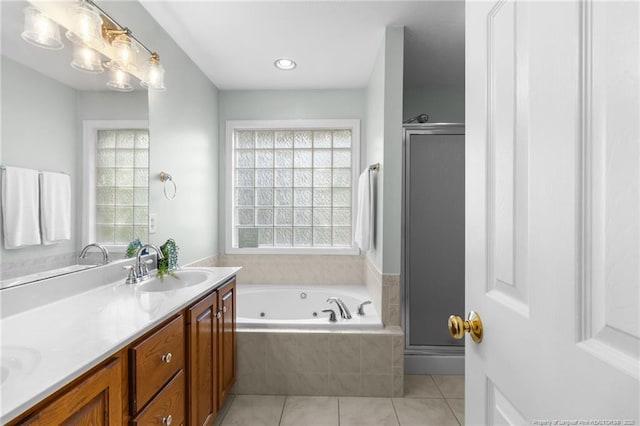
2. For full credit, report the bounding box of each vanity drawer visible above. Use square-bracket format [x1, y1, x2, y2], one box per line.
[130, 314, 185, 412]
[131, 370, 185, 426]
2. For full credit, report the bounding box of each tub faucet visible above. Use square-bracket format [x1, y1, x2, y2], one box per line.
[79, 243, 110, 265]
[357, 300, 372, 316]
[125, 244, 164, 284]
[327, 297, 352, 319]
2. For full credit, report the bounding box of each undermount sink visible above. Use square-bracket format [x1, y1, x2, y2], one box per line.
[137, 269, 212, 293]
[0, 346, 42, 386]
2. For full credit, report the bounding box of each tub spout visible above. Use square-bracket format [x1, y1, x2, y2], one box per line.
[327, 297, 352, 319]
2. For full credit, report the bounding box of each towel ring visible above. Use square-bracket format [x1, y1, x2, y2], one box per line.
[159, 171, 177, 200]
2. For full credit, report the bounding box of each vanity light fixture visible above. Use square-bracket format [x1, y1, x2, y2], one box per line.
[71, 44, 104, 73]
[141, 53, 166, 91]
[21, 1, 166, 92]
[106, 65, 134, 92]
[65, 0, 103, 47]
[21, 6, 63, 50]
[274, 58, 297, 70]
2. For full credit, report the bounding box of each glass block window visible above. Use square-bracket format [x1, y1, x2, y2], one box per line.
[229, 120, 359, 252]
[95, 129, 149, 245]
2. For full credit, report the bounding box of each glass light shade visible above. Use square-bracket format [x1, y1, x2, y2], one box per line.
[71, 45, 104, 73]
[65, 2, 104, 47]
[111, 34, 139, 72]
[106, 67, 133, 92]
[141, 55, 165, 91]
[21, 6, 63, 50]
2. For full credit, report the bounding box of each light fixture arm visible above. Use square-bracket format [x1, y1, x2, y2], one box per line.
[85, 0, 156, 56]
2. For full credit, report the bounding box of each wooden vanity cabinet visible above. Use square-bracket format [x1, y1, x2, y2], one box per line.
[7, 275, 237, 426]
[217, 278, 236, 405]
[186, 276, 236, 426]
[187, 290, 218, 425]
[15, 358, 122, 426]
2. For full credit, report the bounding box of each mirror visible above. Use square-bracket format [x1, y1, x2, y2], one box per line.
[0, 1, 149, 288]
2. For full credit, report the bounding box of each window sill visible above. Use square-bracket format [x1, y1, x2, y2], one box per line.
[225, 247, 360, 256]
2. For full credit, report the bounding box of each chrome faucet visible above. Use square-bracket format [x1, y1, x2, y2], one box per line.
[79, 243, 110, 265]
[125, 244, 164, 284]
[327, 297, 352, 319]
[357, 300, 372, 316]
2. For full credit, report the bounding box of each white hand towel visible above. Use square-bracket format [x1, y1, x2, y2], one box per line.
[354, 168, 372, 251]
[39, 171, 71, 245]
[1, 166, 42, 249]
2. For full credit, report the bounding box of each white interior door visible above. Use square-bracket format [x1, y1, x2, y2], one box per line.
[465, 0, 639, 424]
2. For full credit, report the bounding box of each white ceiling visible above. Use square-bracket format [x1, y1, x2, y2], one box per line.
[141, 1, 465, 90]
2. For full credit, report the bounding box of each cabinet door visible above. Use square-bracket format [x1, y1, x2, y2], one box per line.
[217, 278, 236, 406]
[20, 358, 122, 425]
[187, 291, 218, 426]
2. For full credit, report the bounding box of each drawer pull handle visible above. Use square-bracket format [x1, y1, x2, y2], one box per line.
[162, 414, 173, 425]
[216, 311, 222, 319]
[161, 353, 173, 363]
[223, 306, 227, 313]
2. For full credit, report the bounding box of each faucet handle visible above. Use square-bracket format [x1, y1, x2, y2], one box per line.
[357, 300, 372, 316]
[321, 309, 337, 323]
[123, 265, 137, 283]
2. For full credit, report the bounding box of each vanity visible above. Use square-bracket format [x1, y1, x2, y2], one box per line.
[0, 263, 240, 425]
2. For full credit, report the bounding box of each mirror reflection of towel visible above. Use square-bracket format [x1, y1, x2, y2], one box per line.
[1, 166, 42, 249]
[39, 171, 71, 245]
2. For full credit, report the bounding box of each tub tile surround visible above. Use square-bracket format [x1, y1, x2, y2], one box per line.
[218, 253, 399, 327]
[236, 327, 404, 397]
[218, 254, 364, 285]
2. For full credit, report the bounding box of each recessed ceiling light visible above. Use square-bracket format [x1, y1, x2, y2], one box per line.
[274, 58, 296, 70]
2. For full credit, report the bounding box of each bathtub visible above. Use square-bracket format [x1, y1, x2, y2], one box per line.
[236, 284, 383, 329]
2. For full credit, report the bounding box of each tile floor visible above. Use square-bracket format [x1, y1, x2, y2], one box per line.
[214, 374, 464, 426]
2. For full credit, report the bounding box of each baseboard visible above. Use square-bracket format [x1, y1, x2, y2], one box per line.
[404, 353, 465, 375]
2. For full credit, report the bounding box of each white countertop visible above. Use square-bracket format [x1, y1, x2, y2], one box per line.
[0, 266, 240, 424]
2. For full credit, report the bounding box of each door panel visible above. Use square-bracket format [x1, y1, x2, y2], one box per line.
[466, 0, 639, 424]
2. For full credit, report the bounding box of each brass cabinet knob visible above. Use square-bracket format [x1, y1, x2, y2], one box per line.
[161, 352, 173, 363]
[448, 311, 483, 343]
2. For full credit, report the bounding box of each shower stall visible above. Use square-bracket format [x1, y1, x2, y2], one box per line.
[401, 123, 465, 374]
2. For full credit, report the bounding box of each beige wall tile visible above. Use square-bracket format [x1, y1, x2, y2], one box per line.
[328, 334, 360, 374]
[265, 371, 298, 395]
[360, 335, 392, 374]
[360, 374, 392, 397]
[392, 367, 404, 397]
[328, 372, 361, 396]
[392, 335, 404, 368]
[219, 254, 364, 285]
[298, 334, 329, 373]
[234, 372, 267, 395]
[296, 372, 330, 396]
[237, 332, 266, 374]
[266, 333, 299, 373]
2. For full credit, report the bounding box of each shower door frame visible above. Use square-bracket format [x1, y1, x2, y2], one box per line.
[401, 123, 465, 372]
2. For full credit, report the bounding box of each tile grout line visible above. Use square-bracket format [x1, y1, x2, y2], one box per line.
[337, 396, 341, 426]
[390, 396, 402, 426]
[443, 397, 462, 426]
[278, 395, 288, 426]
[430, 375, 447, 399]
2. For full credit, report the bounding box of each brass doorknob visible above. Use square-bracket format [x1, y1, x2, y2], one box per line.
[448, 311, 483, 343]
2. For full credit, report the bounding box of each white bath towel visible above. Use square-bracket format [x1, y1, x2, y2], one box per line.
[354, 168, 373, 251]
[1, 166, 42, 249]
[39, 171, 71, 245]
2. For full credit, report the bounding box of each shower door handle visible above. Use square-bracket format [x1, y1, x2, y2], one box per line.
[448, 311, 483, 343]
